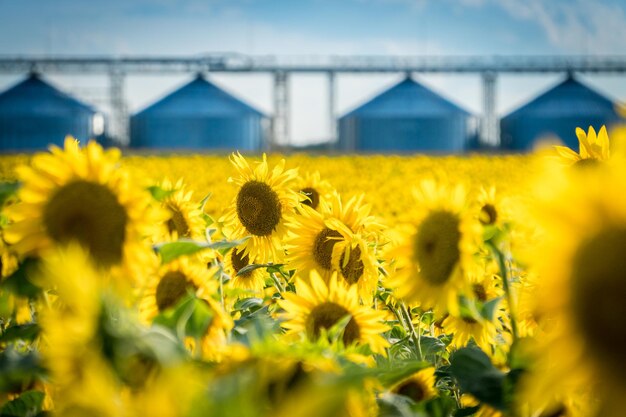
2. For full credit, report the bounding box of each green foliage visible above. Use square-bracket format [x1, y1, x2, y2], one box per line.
[0, 348, 46, 394]
[146, 185, 175, 202]
[0, 390, 45, 417]
[0, 324, 40, 343]
[481, 297, 503, 322]
[152, 293, 215, 341]
[236, 263, 285, 277]
[0, 181, 19, 208]
[154, 237, 249, 264]
[1, 258, 42, 299]
[449, 346, 508, 411]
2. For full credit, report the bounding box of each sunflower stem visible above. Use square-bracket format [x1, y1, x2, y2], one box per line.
[400, 302, 423, 361]
[270, 272, 285, 294]
[218, 269, 225, 308]
[487, 241, 518, 343]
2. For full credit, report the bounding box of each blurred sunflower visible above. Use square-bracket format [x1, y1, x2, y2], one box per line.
[387, 180, 481, 315]
[38, 245, 125, 417]
[294, 170, 334, 211]
[4, 137, 161, 280]
[139, 257, 232, 358]
[220, 152, 299, 263]
[476, 186, 509, 229]
[157, 178, 205, 241]
[524, 161, 626, 416]
[554, 125, 610, 167]
[442, 313, 499, 354]
[223, 245, 266, 295]
[389, 367, 437, 403]
[129, 364, 204, 417]
[278, 271, 389, 354]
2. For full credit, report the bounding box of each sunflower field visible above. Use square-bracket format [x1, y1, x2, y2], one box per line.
[0, 126, 625, 417]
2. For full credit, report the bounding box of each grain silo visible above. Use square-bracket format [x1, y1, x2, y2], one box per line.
[130, 74, 266, 151]
[0, 73, 100, 152]
[500, 75, 622, 151]
[337, 76, 471, 153]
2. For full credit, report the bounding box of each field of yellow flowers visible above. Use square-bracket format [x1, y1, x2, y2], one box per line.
[0, 126, 624, 417]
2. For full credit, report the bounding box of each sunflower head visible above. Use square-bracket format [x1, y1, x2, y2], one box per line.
[156, 178, 206, 242]
[293, 171, 334, 211]
[278, 271, 389, 354]
[139, 256, 219, 321]
[223, 245, 266, 295]
[220, 153, 299, 263]
[527, 160, 626, 410]
[286, 192, 382, 285]
[331, 236, 379, 304]
[388, 180, 480, 314]
[554, 125, 610, 167]
[4, 137, 160, 284]
[389, 367, 437, 403]
[476, 186, 510, 229]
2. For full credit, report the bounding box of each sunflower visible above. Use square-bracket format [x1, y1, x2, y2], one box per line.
[460, 395, 504, 417]
[139, 256, 233, 358]
[331, 236, 379, 303]
[554, 125, 610, 167]
[223, 244, 266, 295]
[285, 193, 381, 284]
[389, 367, 437, 403]
[293, 170, 334, 211]
[4, 137, 161, 283]
[442, 313, 498, 354]
[156, 178, 206, 242]
[37, 245, 125, 417]
[387, 179, 481, 315]
[523, 160, 626, 414]
[220, 152, 299, 263]
[278, 271, 389, 354]
[476, 186, 510, 230]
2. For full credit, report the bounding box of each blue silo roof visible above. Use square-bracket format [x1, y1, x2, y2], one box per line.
[340, 77, 470, 119]
[135, 74, 265, 118]
[503, 76, 619, 120]
[0, 73, 96, 115]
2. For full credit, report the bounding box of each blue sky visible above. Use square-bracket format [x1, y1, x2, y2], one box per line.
[1, 0, 625, 143]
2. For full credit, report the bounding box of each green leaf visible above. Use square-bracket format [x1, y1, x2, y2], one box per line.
[1, 258, 42, 298]
[185, 298, 214, 339]
[0, 323, 40, 343]
[155, 237, 249, 264]
[147, 185, 175, 202]
[481, 297, 503, 322]
[377, 393, 416, 417]
[233, 297, 263, 312]
[232, 308, 278, 346]
[449, 346, 505, 410]
[152, 294, 214, 340]
[377, 361, 431, 388]
[236, 262, 284, 277]
[454, 406, 481, 417]
[0, 348, 46, 393]
[199, 192, 213, 213]
[418, 336, 447, 360]
[482, 225, 499, 242]
[0, 182, 19, 207]
[0, 390, 45, 417]
[326, 314, 352, 345]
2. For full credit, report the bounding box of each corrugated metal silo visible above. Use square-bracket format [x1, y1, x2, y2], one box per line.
[0, 73, 98, 152]
[337, 76, 471, 153]
[500, 75, 622, 151]
[130, 74, 266, 151]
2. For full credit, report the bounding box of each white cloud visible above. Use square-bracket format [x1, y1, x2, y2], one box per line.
[480, 0, 626, 54]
